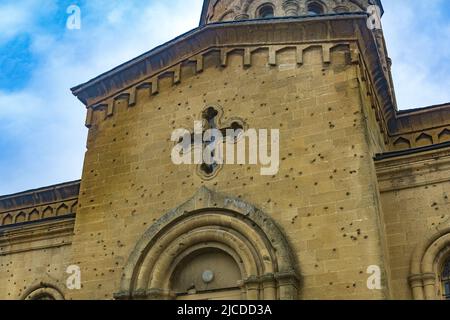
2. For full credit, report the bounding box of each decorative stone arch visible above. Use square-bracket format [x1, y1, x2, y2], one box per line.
[21, 281, 65, 300]
[218, 8, 238, 21]
[115, 187, 299, 300]
[409, 221, 450, 300]
[241, 0, 281, 18]
[305, 0, 329, 14]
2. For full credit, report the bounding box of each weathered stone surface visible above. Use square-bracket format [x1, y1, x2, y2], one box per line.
[1, 0, 450, 300]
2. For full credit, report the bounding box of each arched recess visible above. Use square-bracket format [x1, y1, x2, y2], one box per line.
[115, 187, 299, 300]
[21, 281, 65, 300]
[409, 221, 450, 300]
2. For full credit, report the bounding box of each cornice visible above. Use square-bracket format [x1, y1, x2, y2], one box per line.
[71, 13, 447, 144]
[0, 180, 80, 213]
[71, 14, 370, 106]
[0, 215, 75, 255]
[375, 144, 450, 192]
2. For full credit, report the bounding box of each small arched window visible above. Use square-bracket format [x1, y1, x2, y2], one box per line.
[257, 4, 274, 19]
[307, 2, 324, 15]
[442, 258, 450, 300]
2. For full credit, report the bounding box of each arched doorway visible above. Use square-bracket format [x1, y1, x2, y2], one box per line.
[115, 187, 299, 300]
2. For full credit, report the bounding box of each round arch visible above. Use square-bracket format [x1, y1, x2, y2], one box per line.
[115, 187, 299, 300]
[21, 281, 65, 300]
[409, 223, 450, 300]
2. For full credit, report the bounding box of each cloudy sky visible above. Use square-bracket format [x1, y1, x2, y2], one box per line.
[0, 0, 449, 195]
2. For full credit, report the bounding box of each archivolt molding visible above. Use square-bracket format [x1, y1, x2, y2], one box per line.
[409, 221, 450, 300]
[115, 187, 299, 300]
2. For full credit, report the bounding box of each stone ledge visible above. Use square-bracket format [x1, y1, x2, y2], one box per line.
[0, 180, 80, 212]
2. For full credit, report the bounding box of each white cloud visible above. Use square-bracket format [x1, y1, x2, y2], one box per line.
[382, 0, 450, 109]
[0, 0, 203, 194]
[0, 0, 57, 44]
[0, 4, 32, 43]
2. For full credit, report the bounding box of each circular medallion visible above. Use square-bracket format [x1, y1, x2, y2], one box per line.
[202, 270, 214, 283]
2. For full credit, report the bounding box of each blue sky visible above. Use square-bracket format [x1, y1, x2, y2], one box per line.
[0, 0, 449, 195]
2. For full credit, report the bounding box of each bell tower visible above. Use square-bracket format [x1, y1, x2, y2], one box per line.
[200, 0, 383, 25]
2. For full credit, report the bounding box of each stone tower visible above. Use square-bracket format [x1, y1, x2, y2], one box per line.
[200, 0, 383, 24]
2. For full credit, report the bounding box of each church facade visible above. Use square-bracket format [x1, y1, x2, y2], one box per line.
[1, 0, 450, 300]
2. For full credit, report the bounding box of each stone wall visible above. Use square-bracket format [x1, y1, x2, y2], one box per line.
[376, 148, 450, 299]
[0, 181, 79, 299]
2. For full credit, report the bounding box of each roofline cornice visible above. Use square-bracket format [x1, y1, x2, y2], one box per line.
[71, 13, 370, 104]
[70, 13, 449, 140]
[0, 180, 80, 212]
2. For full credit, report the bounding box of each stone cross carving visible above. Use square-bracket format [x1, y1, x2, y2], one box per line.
[197, 106, 244, 177]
